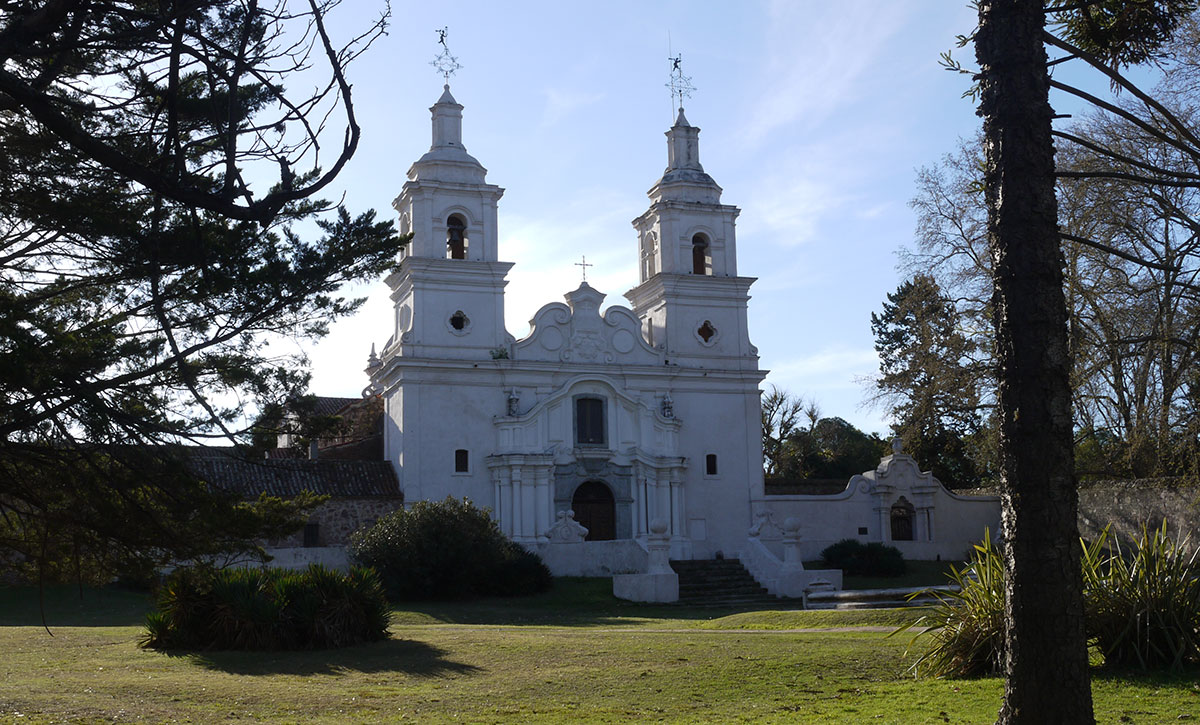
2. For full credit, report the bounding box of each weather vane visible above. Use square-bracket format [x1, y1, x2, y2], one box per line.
[666, 54, 695, 111]
[430, 26, 462, 83]
[575, 255, 593, 283]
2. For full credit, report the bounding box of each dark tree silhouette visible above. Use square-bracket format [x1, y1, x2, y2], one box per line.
[0, 1, 401, 581]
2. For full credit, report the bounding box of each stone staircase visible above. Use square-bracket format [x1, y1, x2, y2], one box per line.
[670, 558, 792, 608]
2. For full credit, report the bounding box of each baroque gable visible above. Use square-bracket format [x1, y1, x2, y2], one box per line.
[512, 283, 662, 365]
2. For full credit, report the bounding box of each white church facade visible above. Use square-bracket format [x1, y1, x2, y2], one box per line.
[361, 84, 1000, 596]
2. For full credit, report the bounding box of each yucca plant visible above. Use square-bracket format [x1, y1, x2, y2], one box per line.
[894, 532, 1006, 678]
[1082, 524, 1200, 670]
[141, 564, 391, 651]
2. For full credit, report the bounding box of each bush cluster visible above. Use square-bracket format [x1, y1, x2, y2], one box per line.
[140, 564, 391, 651]
[904, 524, 1200, 676]
[820, 539, 907, 577]
[349, 497, 552, 601]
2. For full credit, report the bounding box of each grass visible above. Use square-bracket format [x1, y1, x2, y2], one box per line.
[1, 579, 1197, 723]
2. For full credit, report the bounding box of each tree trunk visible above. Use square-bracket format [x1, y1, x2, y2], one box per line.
[975, 1, 1094, 723]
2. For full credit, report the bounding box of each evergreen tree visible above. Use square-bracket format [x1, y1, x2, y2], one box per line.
[870, 275, 988, 487]
[0, 2, 400, 580]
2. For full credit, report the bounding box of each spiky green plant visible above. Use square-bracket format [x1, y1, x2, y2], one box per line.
[1082, 524, 1200, 670]
[893, 532, 1005, 678]
[140, 564, 391, 651]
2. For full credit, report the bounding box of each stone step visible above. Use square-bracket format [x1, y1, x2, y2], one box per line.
[669, 558, 777, 607]
[680, 577, 763, 588]
[680, 581, 765, 589]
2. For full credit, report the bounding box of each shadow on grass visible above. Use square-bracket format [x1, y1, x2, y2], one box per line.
[178, 637, 481, 677]
[389, 577, 808, 628]
[1091, 665, 1200, 691]
[0, 585, 152, 627]
[3, 577, 821, 632]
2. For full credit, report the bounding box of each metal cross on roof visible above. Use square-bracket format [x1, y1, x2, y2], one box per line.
[430, 26, 462, 82]
[666, 54, 696, 111]
[575, 255, 593, 283]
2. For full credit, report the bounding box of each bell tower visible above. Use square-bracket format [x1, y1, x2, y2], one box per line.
[383, 84, 513, 359]
[625, 107, 758, 369]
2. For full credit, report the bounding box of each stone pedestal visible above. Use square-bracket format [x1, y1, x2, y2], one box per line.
[613, 519, 679, 603]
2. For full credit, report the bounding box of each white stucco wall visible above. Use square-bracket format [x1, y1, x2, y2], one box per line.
[752, 450, 1001, 561]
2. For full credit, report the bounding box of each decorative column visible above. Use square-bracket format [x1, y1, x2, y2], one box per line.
[535, 467, 551, 540]
[917, 505, 933, 542]
[669, 475, 684, 538]
[496, 469, 513, 537]
[875, 504, 889, 541]
[509, 467, 531, 542]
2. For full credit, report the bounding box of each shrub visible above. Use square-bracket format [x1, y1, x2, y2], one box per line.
[1082, 524, 1200, 670]
[820, 539, 907, 577]
[349, 497, 552, 601]
[902, 524, 1200, 677]
[819, 539, 862, 570]
[139, 564, 391, 651]
[895, 532, 1005, 678]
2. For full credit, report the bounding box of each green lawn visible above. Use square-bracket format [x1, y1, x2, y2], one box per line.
[1, 580, 1196, 723]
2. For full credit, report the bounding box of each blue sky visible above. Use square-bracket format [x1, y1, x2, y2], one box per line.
[300, 1, 985, 435]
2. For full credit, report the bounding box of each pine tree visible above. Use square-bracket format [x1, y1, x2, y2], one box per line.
[870, 275, 987, 487]
[0, 2, 400, 580]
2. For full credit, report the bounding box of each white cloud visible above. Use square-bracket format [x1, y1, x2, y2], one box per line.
[738, 0, 912, 146]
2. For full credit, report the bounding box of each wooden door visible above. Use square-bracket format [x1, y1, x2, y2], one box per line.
[572, 481, 616, 541]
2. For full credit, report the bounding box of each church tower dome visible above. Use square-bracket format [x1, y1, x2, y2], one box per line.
[625, 107, 758, 370]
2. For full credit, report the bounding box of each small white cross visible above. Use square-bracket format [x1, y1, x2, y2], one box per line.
[575, 256, 593, 283]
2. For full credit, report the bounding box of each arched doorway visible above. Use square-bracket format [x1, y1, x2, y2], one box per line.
[890, 496, 915, 541]
[572, 481, 616, 541]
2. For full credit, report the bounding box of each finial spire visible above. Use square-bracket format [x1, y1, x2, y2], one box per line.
[430, 26, 462, 83]
[666, 54, 696, 113]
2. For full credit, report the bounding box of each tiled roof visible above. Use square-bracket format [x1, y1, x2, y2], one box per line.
[188, 452, 401, 499]
[310, 396, 360, 417]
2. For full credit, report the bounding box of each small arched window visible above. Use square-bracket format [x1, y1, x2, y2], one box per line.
[446, 214, 468, 259]
[705, 454, 718, 475]
[691, 233, 712, 275]
[454, 448, 469, 473]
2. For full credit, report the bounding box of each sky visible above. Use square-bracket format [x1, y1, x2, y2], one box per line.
[297, 1, 987, 436]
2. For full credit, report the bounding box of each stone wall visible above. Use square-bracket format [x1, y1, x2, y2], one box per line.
[961, 480, 1199, 549]
[268, 497, 403, 548]
[1077, 481, 1200, 547]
